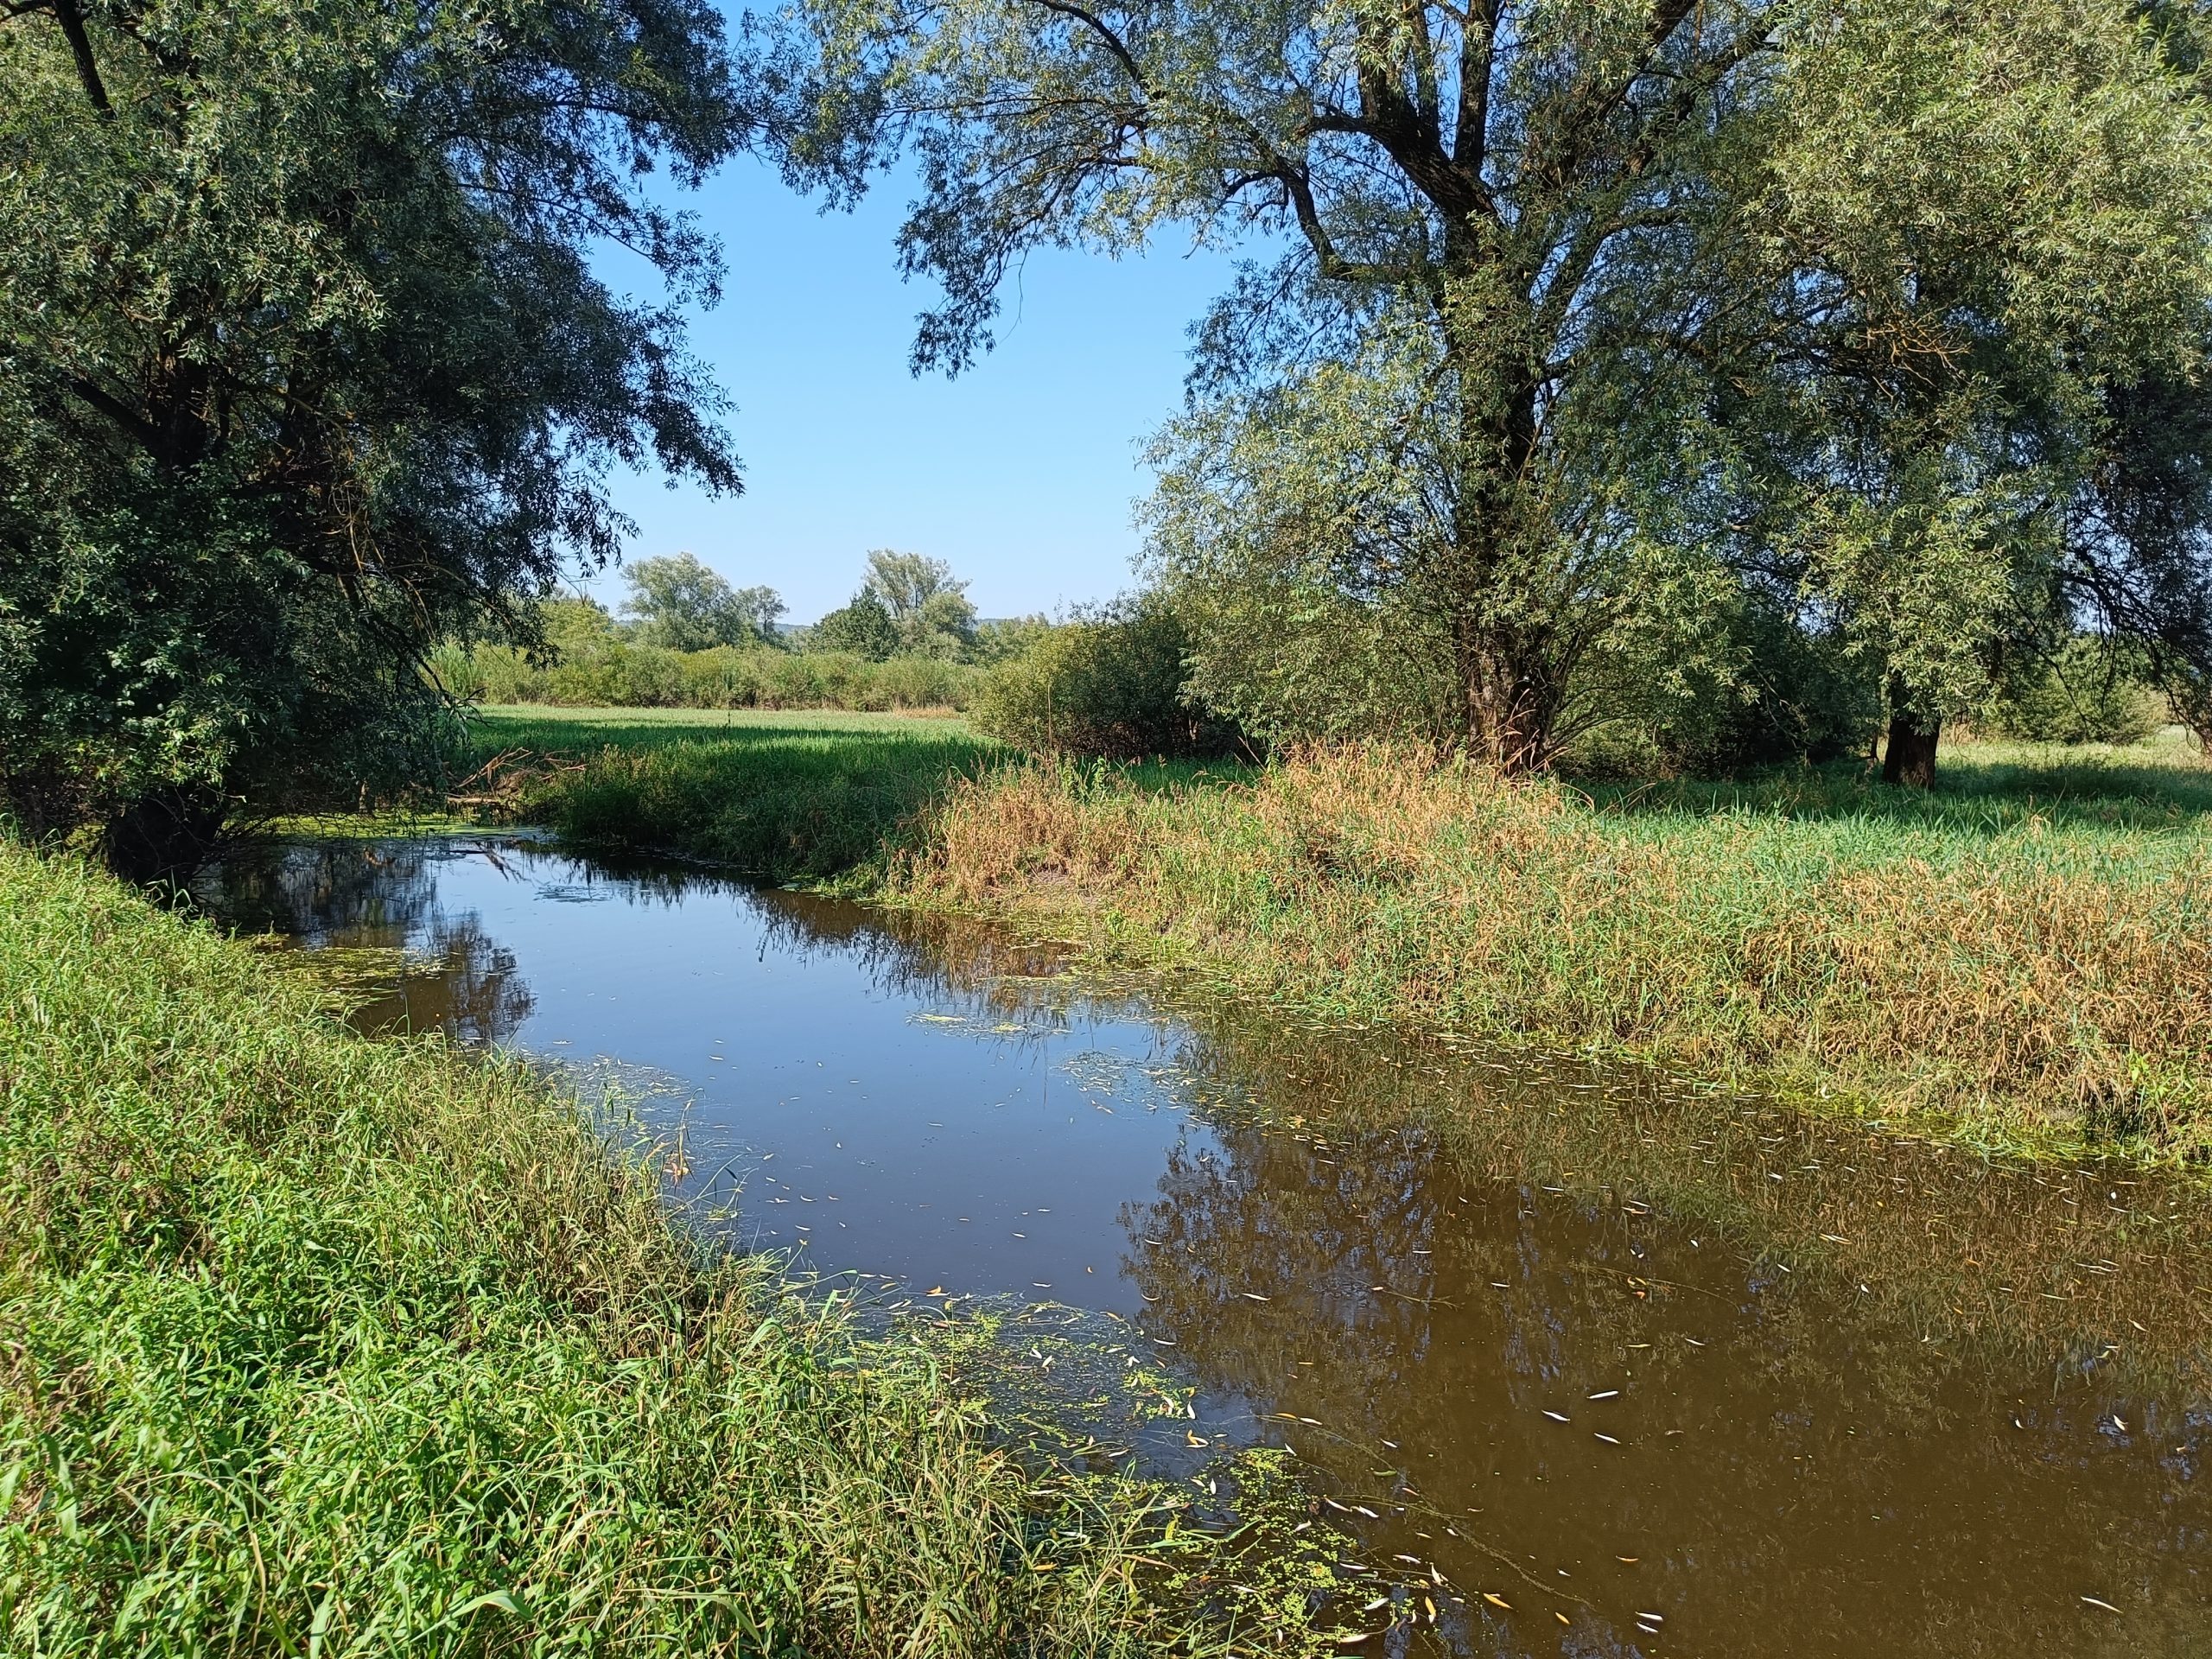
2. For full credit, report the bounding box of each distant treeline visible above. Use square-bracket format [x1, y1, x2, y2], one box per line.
[442, 577, 2172, 763]
[434, 552, 1050, 712]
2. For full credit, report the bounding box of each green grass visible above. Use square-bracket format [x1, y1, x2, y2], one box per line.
[893, 735, 2212, 1161]
[0, 841, 1334, 1656]
[458, 706, 1004, 880]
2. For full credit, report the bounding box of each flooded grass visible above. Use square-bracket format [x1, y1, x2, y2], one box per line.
[0, 842, 1339, 1656]
[894, 740, 2212, 1162]
[453, 709, 2212, 1160]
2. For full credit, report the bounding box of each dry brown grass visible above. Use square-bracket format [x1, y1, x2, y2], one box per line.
[893, 747, 2212, 1157]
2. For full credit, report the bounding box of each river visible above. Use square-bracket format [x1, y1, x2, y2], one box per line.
[195, 833, 2212, 1658]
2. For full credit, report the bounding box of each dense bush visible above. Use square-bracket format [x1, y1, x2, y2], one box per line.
[971, 598, 1244, 760]
[1984, 637, 2163, 747]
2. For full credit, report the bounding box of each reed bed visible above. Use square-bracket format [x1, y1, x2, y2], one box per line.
[0, 842, 1317, 1656]
[892, 745, 2212, 1158]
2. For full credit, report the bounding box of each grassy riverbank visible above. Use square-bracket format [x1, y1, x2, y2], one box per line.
[893, 741, 2212, 1160]
[456, 705, 2212, 1160]
[0, 841, 1325, 1656]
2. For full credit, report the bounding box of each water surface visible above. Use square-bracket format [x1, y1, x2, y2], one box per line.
[200, 836, 2212, 1658]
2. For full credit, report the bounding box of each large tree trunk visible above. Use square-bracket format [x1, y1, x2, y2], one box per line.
[1446, 329, 1556, 772]
[1880, 706, 1942, 788]
[1461, 628, 1557, 773]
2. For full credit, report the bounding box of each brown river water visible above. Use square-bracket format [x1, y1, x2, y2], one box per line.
[195, 835, 2212, 1658]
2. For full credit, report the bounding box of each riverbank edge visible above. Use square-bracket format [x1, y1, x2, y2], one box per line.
[452, 715, 2212, 1170]
[849, 882, 2145, 1171]
[853, 759, 2212, 1173]
[0, 841, 1338, 1657]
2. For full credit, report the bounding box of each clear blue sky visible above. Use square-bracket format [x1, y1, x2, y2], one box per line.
[584, 156, 1249, 625]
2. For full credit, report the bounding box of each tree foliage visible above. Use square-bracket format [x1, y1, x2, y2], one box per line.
[755, 0, 2212, 780]
[756, 0, 1792, 765]
[861, 549, 980, 655]
[0, 0, 745, 871]
[810, 586, 903, 659]
[1695, 0, 2212, 781]
[622, 553, 785, 649]
[810, 550, 978, 658]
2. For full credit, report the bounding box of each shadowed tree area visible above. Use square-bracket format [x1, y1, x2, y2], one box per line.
[0, 0, 747, 875]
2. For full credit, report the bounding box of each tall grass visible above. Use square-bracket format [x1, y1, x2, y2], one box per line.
[461, 708, 1006, 880]
[890, 743, 2212, 1159]
[0, 842, 1319, 1656]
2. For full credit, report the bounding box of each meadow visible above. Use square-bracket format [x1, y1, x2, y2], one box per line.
[460, 705, 1004, 878]
[0, 838, 1330, 1657]
[461, 707, 2212, 1160]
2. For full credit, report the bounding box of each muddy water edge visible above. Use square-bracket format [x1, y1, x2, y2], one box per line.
[194, 835, 2212, 1659]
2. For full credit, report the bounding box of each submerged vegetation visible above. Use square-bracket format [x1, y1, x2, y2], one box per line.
[0, 840, 1344, 1656]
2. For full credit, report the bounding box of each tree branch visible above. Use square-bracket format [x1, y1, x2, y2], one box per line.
[48, 0, 112, 117]
[1025, 0, 1147, 92]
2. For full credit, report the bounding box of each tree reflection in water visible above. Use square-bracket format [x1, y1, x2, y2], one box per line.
[1115, 1033, 2209, 1658]
[194, 838, 534, 1045]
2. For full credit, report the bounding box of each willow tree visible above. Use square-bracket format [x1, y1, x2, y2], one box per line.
[757, 0, 1783, 767]
[0, 0, 744, 873]
[1703, 0, 2212, 786]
